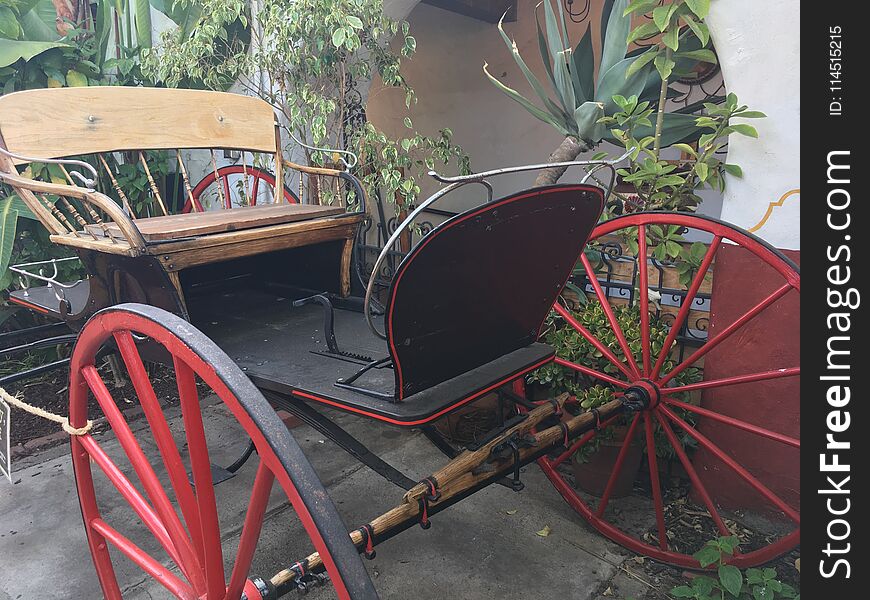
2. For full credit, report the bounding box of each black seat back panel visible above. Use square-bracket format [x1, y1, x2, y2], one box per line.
[386, 184, 604, 399]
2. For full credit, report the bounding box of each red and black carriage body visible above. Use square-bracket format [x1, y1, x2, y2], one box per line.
[0, 88, 800, 599]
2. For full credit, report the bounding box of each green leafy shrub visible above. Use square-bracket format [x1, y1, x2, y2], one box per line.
[673, 536, 800, 600]
[529, 301, 700, 461]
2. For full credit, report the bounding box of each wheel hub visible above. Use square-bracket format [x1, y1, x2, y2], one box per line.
[623, 379, 661, 411]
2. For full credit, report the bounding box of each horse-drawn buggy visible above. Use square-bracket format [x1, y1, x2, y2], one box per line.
[0, 87, 800, 599]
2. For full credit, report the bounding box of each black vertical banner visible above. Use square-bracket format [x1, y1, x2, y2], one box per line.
[802, 4, 863, 597]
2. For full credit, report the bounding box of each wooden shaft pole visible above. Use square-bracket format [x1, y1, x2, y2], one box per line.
[270, 396, 626, 589]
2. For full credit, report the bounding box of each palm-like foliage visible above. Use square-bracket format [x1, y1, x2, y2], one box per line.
[484, 0, 703, 148]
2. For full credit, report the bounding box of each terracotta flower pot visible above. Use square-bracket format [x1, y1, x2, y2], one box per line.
[571, 424, 643, 498]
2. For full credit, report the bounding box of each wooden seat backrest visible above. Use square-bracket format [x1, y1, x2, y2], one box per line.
[0, 86, 278, 163]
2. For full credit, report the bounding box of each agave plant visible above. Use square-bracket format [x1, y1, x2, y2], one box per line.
[485, 0, 709, 185]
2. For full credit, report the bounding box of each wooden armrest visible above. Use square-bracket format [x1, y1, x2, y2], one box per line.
[0, 169, 146, 251]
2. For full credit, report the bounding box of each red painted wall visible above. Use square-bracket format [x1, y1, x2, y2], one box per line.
[692, 244, 800, 519]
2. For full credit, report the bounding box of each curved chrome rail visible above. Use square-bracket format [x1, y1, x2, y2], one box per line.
[0, 146, 99, 188]
[363, 151, 631, 339]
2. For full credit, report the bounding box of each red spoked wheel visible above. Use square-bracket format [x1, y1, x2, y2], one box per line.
[537, 212, 799, 568]
[184, 165, 298, 212]
[69, 304, 376, 600]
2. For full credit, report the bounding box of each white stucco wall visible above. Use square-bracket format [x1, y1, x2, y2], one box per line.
[372, 0, 571, 212]
[700, 1, 800, 250]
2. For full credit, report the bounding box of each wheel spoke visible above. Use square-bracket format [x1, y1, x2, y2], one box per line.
[175, 356, 226, 597]
[82, 365, 205, 591]
[114, 332, 204, 560]
[595, 413, 641, 517]
[659, 405, 800, 523]
[553, 303, 636, 380]
[554, 357, 630, 389]
[222, 176, 232, 209]
[637, 226, 652, 376]
[658, 283, 794, 386]
[550, 415, 620, 468]
[643, 413, 668, 550]
[580, 253, 641, 378]
[90, 518, 196, 600]
[664, 398, 800, 449]
[663, 367, 800, 394]
[651, 235, 722, 380]
[653, 410, 732, 537]
[79, 435, 182, 567]
[226, 461, 275, 600]
[251, 174, 260, 206]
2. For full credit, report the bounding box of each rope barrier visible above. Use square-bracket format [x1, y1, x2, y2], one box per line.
[0, 386, 92, 436]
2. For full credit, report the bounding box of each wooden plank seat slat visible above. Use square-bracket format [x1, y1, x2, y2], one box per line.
[86, 204, 345, 242]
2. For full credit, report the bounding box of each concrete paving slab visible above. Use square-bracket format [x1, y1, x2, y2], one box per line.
[0, 397, 636, 599]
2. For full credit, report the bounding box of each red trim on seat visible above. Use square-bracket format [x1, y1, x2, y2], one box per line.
[385, 184, 602, 400]
[8, 296, 51, 314]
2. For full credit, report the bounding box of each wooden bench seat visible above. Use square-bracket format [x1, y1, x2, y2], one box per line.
[87, 204, 345, 242]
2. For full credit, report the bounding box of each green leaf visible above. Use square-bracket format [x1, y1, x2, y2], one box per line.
[597, 55, 653, 114]
[541, 0, 567, 70]
[0, 38, 69, 68]
[132, 0, 153, 48]
[682, 15, 709, 46]
[0, 197, 18, 281]
[626, 21, 659, 45]
[346, 15, 363, 29]
[66, 69, 88, 86]
[685, 0, 711, 19]
[753, 586, 773, 600]
[730, 123, 759, 138]
[670, 586, 695, 598]
[0, 6, 21, 40]
[624, 0, 658, 16]
[574, 101, 605, 143]
[572, 26, 594, 101]
[553, 48, 576, 113]
[698, 132, 716, 147]
[498, 14, 570, 121]
[663, 27, 680, 51]
[626, 48, 657, 78]
[723, 163, 743, 177]
[735, 110, 767, 118]
[672, 143, 697, 157]
[652, 4, 676, 31]
[5, 193, 40, 220]
[598, 0, 630, 89]
[332, 27, 346, 48]
[692, 576, 716, 595]
[718, 565, 743, 597]
[653, 54, 675, 80]
[484, 62, 572, 136]
[534, 4, 558, 90]
[695, 161, 709, 181]
[693, 545, 721, 568]
[678, 49, 717, 63]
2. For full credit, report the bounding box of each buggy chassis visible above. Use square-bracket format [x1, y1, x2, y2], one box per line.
[0, 87, 800, 599]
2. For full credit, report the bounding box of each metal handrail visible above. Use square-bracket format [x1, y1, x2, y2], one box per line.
[363, 151, 631, 339]
[10, 256, 83, 303]
[0, 146, 98, 188]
